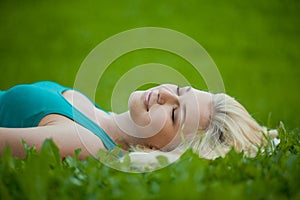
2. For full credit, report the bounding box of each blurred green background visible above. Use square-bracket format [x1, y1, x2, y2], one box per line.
[0, 0, 299, 129]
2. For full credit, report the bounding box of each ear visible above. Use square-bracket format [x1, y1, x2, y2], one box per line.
[218, 129, 225, 143]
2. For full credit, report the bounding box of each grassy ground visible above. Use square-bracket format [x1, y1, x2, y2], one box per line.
[1, 123, 299, 199]
[0, 0, 300, 199]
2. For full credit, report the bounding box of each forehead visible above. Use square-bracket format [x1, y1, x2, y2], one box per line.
[179, 88, 199, 132]
[179, 87, 211, 133]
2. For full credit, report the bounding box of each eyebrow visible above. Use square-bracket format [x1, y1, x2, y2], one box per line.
[177, 86, 191, 96]
[186, 86, 192, 92]
[180, 104, 187, 127]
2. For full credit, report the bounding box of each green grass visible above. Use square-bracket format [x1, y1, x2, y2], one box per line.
[0, 123, 299, 199]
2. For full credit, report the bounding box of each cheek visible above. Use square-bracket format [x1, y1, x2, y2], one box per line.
[149, 121, 180, 149]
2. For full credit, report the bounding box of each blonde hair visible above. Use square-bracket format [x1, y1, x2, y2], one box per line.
[191, 93, 268, 159]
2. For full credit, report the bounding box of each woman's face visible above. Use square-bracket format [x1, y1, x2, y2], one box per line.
[128, 84, 212, 150]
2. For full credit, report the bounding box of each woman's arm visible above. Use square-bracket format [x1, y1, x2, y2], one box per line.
[0, 123, 105, 159]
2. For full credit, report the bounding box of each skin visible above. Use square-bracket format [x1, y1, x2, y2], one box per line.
[0, 84, 212, 159]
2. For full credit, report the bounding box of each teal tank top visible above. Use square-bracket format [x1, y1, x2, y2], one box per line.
[0, 81, 117, 151]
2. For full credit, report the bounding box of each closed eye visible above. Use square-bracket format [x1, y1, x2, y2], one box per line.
[171, 108, 175, 122]
[176, 85, 180, 95]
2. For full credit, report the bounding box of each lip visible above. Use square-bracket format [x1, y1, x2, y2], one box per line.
[144, 90, 152, 111]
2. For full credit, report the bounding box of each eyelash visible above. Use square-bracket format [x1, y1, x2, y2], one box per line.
[171, 108, 175, 122]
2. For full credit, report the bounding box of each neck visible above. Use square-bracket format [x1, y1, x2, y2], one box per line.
[98, 111, 143, 150]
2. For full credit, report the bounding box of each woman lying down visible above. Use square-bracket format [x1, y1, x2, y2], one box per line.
[0, 81, 278, 168]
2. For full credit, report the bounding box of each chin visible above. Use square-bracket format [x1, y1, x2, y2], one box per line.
[128, 91, 144, 113]
[128, 91, 152, 126]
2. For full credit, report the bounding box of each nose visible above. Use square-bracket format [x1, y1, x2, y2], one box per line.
[157, 88, 179, 106]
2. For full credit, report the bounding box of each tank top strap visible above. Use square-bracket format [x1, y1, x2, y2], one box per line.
[69, 107, 117, 151]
